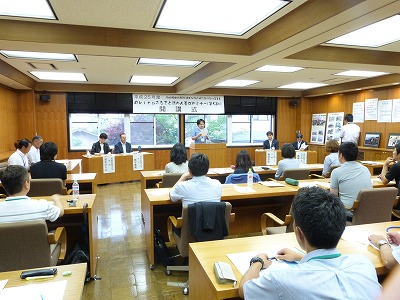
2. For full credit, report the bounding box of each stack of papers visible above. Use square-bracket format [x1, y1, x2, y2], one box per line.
[259, 181, 285, 187]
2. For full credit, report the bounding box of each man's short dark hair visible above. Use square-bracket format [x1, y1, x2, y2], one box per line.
[292, 187, 346, 249]
[188, 153, 209, 176]
[119, 133, 126, 137]
[266, 131, 273, 136]
[0, 165, 29, 196]
[40, 142, 58, 161]
[296, 133, 303, 139]
[196, 119, 205, 125]
[31, 135, 42, 142]
[14, 138, 31, 150]
[345, 114, 353, 122]
[395, 142, 400, 155]
[99, 133, 108, 139]
[281, 143, 295, 158]
[339, 142, 358, 161]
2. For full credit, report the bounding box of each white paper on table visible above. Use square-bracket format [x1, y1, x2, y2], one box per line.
[259, 181, 285, 187]
[316, 181, 330, 189]
[0, 279, 8, 291]
[233, 185, 255, 193]
[0, 280, 67, 300]
[147, 189, 170, 196]
[298, 181, 318, 188]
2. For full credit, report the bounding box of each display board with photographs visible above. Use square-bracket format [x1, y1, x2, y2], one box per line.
[325, 112, 344, 143]
[310, 113, 327, 144]
[387, 133, 400, 149]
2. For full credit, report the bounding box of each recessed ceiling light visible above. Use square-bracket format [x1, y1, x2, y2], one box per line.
[255, 65, 304, 72]
[155, 0, 290, 35]
[215, 79, 259, 87]
[0, 0, 56, 19]
[138, 58, 201, 67]
[30, 71, 87, 81]
[278, 82, 328, 89]
[1, 50, 76, 61]
[335, 70, 388, 77]
[130, 75, 178, 84]
[326, 15, 400, 47]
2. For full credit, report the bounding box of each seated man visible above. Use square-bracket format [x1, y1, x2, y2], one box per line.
[330, 142, 372, 213]
[30, 142, 67, 186]
[114, 133, 132, 154]
[239, 187, 381, 300]
[27, 135, 43, 166]
[292, 133, 308, 150]
[90, 132, 111, 155]
[263, 131, 279, 150]
[0, 165, 64, 223]
[169, 153, 222, 207]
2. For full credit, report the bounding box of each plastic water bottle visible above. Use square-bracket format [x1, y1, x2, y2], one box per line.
[86, 150, 90, 157]
[72, 180, 79, 199]
[247, 168, 253, 188]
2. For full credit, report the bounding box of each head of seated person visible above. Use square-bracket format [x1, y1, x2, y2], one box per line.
[40, 142, 58, 161]
[325, 139, 339, 154]
[338, 142, 358, 163]
[0, 165, 29, 197]
[234, 150, 253, 174]
[170, 143, 187, 165]
[281, 143, 296, 159]
[189, 153, 209, 177]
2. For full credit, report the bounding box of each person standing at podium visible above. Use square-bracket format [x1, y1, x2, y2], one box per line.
[191, 118, 209, 143]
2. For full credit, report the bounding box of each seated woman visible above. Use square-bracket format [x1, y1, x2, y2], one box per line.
[225, 150, 260, 183]
[322, 139, 341, 177]
[165, 143, 188, 173]
[369, 231, 400, 270]
[274, 143, 299, 180]
[30, 142, 67, 186]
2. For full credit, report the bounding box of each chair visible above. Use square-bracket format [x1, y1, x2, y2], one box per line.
[166, 202, 235, 294]
[0, 219, 67, 272]
[280, 168, 310, 180]
[225, 173, 261, 184]
[260, 207, 293, 235]
[311, 164, 340, 179]
[0, 161, 7, 174]
[27, 178, 65, 197]
[347, 187, 398, 225]
[159, 173, 184, 188]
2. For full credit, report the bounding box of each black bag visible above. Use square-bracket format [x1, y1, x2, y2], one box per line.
[154, 229, 173, 266]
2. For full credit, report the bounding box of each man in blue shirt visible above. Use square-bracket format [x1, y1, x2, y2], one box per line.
[239, 187, 381, 300]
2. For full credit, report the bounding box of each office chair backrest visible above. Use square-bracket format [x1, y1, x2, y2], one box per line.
[0, 220, 53, 271]
[27, 178, 64, 197]
[177, 202, 232, 257]
[281, 168, 310, 180]
[351, 187, 398, 225]
[0, 162, 7, 175]
[325, 164, 341, 178]
[225, 173, 261, 184]
[162, 173, 184, 188]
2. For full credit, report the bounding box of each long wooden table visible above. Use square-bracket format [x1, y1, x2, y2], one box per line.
[31, 194, 99, 279]
[360, 160, 386, 175]
[0, 263, 87, 300]
[189, 220, 400, 300]
[66, 173, 97, 194]
[56, 159, 82, 174]
[82, 152, 154, 184]
[255, 150, 318, 165]
[142, 183, 299, 268]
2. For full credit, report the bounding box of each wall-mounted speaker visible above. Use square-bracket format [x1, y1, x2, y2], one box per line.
[289, 100, 297, 107]
[40, 94, 50, 102]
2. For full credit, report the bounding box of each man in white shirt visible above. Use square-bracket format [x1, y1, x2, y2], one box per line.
[340, 114, 360, 144]
[0, 165, 64, 223]
[27, 135, 43, 166]
[170, 153, 222, 207]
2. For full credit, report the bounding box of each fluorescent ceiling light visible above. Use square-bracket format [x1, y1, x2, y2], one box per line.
[215, 79, 259, 87]
[138, 58, 201, 67]
[130, 75, 178, 84]
[30, 71, 86, 81]
[155, 0, 290, 35]
[335, 70, 388, 77]
[278, 82, 328, 89]
[256, 65, 304, 72]
[326, 15, 400, 47]
[0, 0, 56, 19]
[1, 50, 76, 61]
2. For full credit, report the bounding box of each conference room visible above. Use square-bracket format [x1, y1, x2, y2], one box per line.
[1, 0, 400, 299]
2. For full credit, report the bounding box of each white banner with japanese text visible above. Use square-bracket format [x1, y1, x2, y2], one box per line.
[132, 94, 224, 114]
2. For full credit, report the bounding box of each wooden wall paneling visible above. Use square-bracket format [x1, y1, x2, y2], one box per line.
[16, 91, 36, 140]
[277, 98, 298, 145]
[0, 86, 19, 158]
[34, 93, 69, 158]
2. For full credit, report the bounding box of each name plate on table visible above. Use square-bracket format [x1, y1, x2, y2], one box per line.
[103, 155, 116, 173]
[296, 151, 308, 164]
[133, 153, 144, 170]
[265, 151, 277, 165]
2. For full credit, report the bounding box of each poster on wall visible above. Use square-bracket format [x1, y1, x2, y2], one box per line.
[310, 113, 327, 145]
[378, 100, 392, 123]
[325, 112, 343, 143]
[353, 102, 364, 123]
[392, 99, 400, 122]
[365, 98, 378, 120]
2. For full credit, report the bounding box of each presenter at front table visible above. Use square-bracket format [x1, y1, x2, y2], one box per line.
[191, 119, 209, 144]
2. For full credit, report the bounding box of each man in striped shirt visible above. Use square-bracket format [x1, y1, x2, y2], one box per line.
[0, 165, 64, 223]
